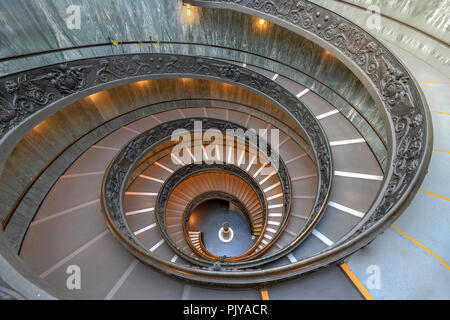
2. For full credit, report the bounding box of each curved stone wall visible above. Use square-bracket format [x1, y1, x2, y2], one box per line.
[0, 78, 311, 238]
[0, 0, 383, 141]
[309, 0, 450, 77]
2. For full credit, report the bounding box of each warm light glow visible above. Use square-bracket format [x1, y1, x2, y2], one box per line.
[88, 92, 103, 102]
[184, 3, 192, 17]
[33, 121, 47, 132]
[259, 19, 265, 25]
[135, 80, 148, 86]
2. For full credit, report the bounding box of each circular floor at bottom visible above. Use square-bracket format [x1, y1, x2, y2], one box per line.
[189, 199, 256, 257]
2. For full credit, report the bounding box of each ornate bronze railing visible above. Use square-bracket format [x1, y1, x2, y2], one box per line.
[103, 117, 307, 267]
[0, 40, 387, 164]
[161, 168, 268, 263]
[183, 0, 433, 273]
[0, 0, 431, 287]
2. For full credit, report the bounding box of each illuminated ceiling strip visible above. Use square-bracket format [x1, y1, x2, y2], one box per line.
[151, 115, 162, 123]
[330, 138, 365, 146]
[285, 153, 307, 164]
[61, 171, 104, 178]
[278, 136, 290, 147]
[293, 195, 315, 199]
[91, 145, 120, 151]
[134, 223, 156, 235]
[215, 144, 221, 161]
[287, 254, 297, 263]
[139, 174, 164, 183]
[30, 199, 99, 227]
[186, 148, 197, 162]
[149, 239, 165, 252]
[259, 172, 276, 185]
[328, 201, 365, 218]
[178, 109, 186, 118]
[335, 171, 383, 181]
[266, 227, 277, 233]
[171, 153, 185, 166]
[291, 213, 308, 220]
[264, 182, 280, 193]
[237, 150, 245, 166]
[269, 213, 282, 217]
[285, 229, 296, 237]
[316, 109, 339, 120]
[268, 204, 283, 209]
[267, 193, 282, 201]
[296, 88, 310, 98]
[40, 230, 109, 278]
[245, 114, 251, 127]
[122, 126, 140, 134]
[246, 154, 257, 171]
[104, 259, 139, 300]
[201, 145, 209, 160]
[227, 146, 233, 163]
[291, 173, 317, 181]
[267, 220, 280, 226]
[312, 229, 334, 246]
[253, 164, 267, 178]
[126, 207, 154, 216]
[124, 192, 157, 196]
[154, 161, 174, 173]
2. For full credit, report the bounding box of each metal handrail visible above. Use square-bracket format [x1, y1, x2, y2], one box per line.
[333, 0, 449, 47]
[0, 0, 431, 288]
[0, 40, 387, 150]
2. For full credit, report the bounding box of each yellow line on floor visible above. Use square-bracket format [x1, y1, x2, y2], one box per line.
[433, 149, 450, 154]
[391, 225, 450, 270]
[420, 81, 450, 84]
[260, 290, 270, 300]
[433, 149, 450, 153]
[419, 189, 450, 201]
[340, 263, 374, 300]
[431, 110, 450, 116]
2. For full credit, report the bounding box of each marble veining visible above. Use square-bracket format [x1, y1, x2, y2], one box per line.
[0, 0, 386, 164]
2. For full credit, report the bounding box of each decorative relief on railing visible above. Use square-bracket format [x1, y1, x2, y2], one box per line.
[103, 117, 298, 266]
[0, 55, 331, 222]
[191, 0, 428, 245]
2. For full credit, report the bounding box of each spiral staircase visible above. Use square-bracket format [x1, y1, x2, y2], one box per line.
[0, 0, 448, 300]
